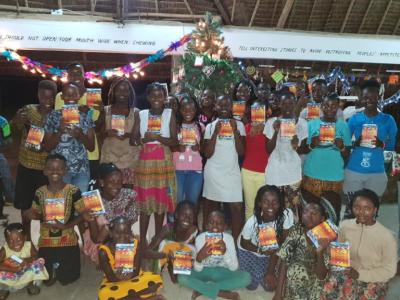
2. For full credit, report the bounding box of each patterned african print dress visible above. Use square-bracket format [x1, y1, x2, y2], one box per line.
[134, 109, 176, 215]
[277, 223, 327, 300]
[98, 241, 163, 300]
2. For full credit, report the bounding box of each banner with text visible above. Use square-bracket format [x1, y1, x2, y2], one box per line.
[1, 18, 400, 64]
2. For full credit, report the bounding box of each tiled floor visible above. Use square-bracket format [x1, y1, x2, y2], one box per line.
[2, 203, 400, 300]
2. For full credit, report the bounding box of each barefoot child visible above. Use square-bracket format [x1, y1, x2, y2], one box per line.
[98, 216, 164, 300]
[0, 223, 48, 299]
[238, 185, 294, 291]
[25, 154, 85, 286]
[146, 201, 198, 283]
[178, 211, 251, 300]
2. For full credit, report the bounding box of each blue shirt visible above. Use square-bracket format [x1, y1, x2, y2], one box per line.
[346, 112, 398, 174]
[304, 119, 352, 181]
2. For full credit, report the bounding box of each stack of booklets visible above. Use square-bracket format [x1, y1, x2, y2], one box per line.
[111, 115, 126, 136]
[62, 105, 80, 127]
[173, 250, 193, 275]
[329, 241, 350, 271]
[258, 222, 279, 251]
[307, 219, 338, 248]
[82, 189, 105, 215]
[115, 243, 136, 272]
[319, 122, 336, 146]
[44, 198, 65, 224]
[25, 126, 45, 151]
[360, 124, 377, 148]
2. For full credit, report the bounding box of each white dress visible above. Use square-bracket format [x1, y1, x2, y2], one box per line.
[264, 117, 308, 186]
[202, 118, 246, 203]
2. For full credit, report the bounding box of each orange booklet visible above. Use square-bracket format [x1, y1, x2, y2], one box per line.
[173, 250, 193, 275]
[258, 223, 279, 251]
[307, 219, 338, 248]
[44, 198, 65, 224]
[86, 88, 102, 107]
[180, 126, 197, 146]
[82, 189, 105, 215]
[232, 101, 246, 119]
[330, 241, 350, 271]
[62, 105, 80, 126]
[360, 124, 377, 148]
[280, 119, 296, 139]
[218, 119, 233, 140]
[319, 122, 336, 146]
[205, 232, 224, 256]
[251, 104, 266, 124]
[111, 114, 126, 136]
[307, 103, 321, 120]
[147, 114, 161, 134]
[25, 126, 45, 151]
[115, 243, 136, 272]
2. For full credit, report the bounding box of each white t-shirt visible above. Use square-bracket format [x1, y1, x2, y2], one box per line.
[203, 118, 246, 203]
[238, 209, 294, 257]
[139, 109, 172, 143]
[263, 117, 308, 186]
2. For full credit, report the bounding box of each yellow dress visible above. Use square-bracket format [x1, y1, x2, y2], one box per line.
[98, 242, 163, 300]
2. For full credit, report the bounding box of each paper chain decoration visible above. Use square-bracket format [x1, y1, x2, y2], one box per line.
[0, 35, 191, 84]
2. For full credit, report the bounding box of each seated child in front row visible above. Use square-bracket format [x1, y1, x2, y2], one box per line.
[178, 211, 251, 300]
[0, 223, 48, 300]
[98, 216, 164, 300]
[146, 201, 198, 282]
[25, 153, 85, 286]
[238, 185, 294, 291]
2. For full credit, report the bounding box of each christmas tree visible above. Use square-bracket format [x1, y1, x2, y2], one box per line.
[178, 12, 242, 97]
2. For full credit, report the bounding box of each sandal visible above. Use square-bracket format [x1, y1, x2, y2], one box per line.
[0, 290, 9, 300]
[27, 284, 40, 295]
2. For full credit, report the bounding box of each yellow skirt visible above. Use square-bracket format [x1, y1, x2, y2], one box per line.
[98, 271, 163, 300]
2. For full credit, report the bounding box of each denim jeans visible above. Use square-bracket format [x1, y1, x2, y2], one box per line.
[176, 170, 203, 205]
[0, 153, 15, 201]
[64, 171, 90, 193]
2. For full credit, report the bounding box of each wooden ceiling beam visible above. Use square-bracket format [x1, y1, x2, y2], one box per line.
[340, 0, 356, 32]
[323, 0, 334, 31]
[276, 0, 295, 28]
[213, 0, 232, 25]
[58, 0, 62, 9]
[24, 0, 29, 7]
[376, 0, 392, 34]
[125, 12, 204, 19]
[183, 0, 193, 15]
[231, 0, 236, 23]
[358, 0, 373, 33]
[270, 0, 279, 26]
[90, 0, 96, 14]
[392, 16, 400, 34]
[155, 0, 159, 13]
[306, 0, 318, 30]
[249, 0, 261, 27]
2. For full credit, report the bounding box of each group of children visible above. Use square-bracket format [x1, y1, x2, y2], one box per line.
[0, 61, 397, 300]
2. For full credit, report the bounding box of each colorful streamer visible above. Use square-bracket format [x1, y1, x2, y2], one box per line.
[0, 34, 190, 84]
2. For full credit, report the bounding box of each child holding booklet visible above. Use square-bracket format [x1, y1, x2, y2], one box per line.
[173, 95, 204, 205]
[146, 201, 198, 283]
[273, 202, 330, 300]
[343, 80, 398, 217]
[100, 76, 140, 187]
[178, 211, 251, 300]
[264, 91, 308, 219]
[202, 95, 246, 242]
[12, 80, 57, 238]
[43, 83, 95, 193]
[0, 223, 48, 299]
[83, 163, 138, 264]
[302, 93, 351, 216]
[131, 82, 177, 241]
[319, 189, 397, 300]
[232, 79, 257, 124]
[25, 154, 85, 286]
[98, 217, 164, 300]
[238, 185, 294, 291]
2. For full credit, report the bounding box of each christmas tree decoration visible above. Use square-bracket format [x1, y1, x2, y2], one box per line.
[179, 12, 242, 96]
